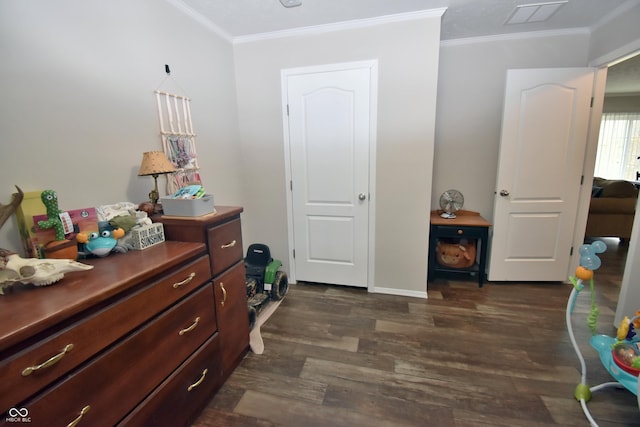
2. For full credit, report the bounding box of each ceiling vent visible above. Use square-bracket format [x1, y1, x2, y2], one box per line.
[506, 1, 568, 25]
[279, 0, 302, 8]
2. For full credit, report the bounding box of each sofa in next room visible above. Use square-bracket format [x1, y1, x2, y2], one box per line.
[585, 177, 639, 241]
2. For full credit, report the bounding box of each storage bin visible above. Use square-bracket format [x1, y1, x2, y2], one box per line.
[160, 195, 215, 217]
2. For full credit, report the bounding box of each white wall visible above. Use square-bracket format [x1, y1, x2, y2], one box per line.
[3, 0, 639, 300]
[616, 202, 640, 326]
[435, 13, 639, 293]
[233, 14, 442, 296]
[0, 0, 243, 252]
[434, 32, 590, 222]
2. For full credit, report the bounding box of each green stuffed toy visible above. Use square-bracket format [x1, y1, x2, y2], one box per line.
[37, 190, 65, 240]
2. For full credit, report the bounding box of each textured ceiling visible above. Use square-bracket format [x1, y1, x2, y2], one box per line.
[173, 0, 640, 93]
[177, 0, 630, 40]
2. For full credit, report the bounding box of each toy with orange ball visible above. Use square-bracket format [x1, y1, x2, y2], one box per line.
[575, 266, 593, 281]
[572, 241, 607, 334]
[76, 228, 125, 257]
[567, 240, 607, 405]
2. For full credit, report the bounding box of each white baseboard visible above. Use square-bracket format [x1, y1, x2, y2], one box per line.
[370, 286, 428, 299]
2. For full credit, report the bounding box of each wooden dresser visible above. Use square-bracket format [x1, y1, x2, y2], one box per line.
[0, 241, 223, 427]
[155, 206, 249, 381]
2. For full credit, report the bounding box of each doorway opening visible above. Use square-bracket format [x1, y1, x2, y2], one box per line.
[585, 52, 640, 246]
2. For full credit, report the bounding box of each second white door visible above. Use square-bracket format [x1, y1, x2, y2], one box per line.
[284, 63, 376, 287]
[489, 68, 595, 281]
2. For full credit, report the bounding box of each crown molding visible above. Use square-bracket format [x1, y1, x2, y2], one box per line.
[163, 1, 600, 51]
[589, 38, 640, 68]
[163, 0, 232, 41]
[440, 27, 590, 47]
[232, 8, 447, 45]
[590, 0, 639, 34]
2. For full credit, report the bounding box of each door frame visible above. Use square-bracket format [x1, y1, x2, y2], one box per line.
[570, 66, 608, 278]
[280, 60, 378, 292]
[571, 48, 640, 279]
[580, 47, 640, 326]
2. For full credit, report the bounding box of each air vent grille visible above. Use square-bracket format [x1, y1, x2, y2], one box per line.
[506, 1, 567, 25]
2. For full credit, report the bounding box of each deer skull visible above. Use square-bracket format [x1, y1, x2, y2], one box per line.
[0, 250, 93, 295]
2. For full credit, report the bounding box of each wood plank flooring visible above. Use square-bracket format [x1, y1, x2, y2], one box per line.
[193, 238, 639, 426]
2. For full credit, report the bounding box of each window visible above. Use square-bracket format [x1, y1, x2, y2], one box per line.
[594, 112, 640, 181]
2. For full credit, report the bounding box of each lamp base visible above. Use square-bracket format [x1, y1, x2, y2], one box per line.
[149, 174, 160, 206]
[148, 190, 159, 206]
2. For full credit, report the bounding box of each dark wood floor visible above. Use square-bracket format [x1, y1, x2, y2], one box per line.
[193, 238, 639, 426]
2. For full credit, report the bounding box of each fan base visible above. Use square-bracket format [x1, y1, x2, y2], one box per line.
[440, 212, 457, 219]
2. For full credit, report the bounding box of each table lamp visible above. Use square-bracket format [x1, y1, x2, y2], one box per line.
[137, 151, 176, 206]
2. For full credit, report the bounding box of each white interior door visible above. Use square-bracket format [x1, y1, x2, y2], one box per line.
[489, 68, 595, 281]
[284, 63, 375, 287]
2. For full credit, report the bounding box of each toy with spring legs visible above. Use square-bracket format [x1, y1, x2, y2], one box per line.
[567, 240, 640, 426]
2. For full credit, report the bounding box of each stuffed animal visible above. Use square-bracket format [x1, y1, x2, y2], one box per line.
[436, 240, 476, 269]
[76, 228, 125, 257]
[109, 211, 153, 253]
[37, 190, 65, 240]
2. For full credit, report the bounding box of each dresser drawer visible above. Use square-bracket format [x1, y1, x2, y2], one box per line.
[208, 218, 243, 276]
[14, 283, 216, 425]
[432, 225, 485, 239]
[118, 334, 223, 427]
[0, 254, 211, 412]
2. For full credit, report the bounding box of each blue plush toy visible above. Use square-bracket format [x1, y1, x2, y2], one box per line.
[76, 228, 124, 257]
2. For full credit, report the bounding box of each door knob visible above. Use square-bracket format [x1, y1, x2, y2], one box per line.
[499, 190, 510, 197]
[358, 193, 367, 201]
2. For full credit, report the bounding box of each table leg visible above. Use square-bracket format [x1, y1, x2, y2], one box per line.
[478, 229, 488, 287]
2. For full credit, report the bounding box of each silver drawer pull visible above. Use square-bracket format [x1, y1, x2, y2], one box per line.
[172, 272, 196, 289]
[187, 368, 208, 392]
[221, 240, 236, 249]
[66, 405, 90, 427]
[179, 317, 200, 336]
[22, 344, 74, 376]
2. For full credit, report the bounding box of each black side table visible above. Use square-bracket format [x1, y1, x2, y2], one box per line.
[428, 210, 491, 287]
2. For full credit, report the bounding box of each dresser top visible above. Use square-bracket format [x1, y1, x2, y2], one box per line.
[0, 241, 206, 351]
[430, 210, 492, 227]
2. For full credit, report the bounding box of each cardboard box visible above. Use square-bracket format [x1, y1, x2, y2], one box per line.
[15, 190, 99, 258]
[160, 195, 215, 217]
[33, 207, 99, 240]
[15, 190, 46, 258]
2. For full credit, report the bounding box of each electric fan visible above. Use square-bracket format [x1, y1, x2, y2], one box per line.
[439, 189, 464, 219]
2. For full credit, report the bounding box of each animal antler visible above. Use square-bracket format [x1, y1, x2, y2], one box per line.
[0, 186, 24, 229]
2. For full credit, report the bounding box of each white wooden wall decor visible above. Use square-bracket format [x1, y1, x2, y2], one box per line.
[154, 89, 201, 194]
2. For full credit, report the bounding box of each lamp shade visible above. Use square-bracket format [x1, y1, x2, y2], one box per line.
[138, 151, 176, 176]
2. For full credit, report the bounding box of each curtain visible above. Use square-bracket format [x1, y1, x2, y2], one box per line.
[594, 112, 640, 181]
